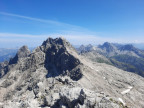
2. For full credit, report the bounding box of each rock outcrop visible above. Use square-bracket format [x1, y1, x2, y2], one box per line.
[9, 45, 31, 65]
[41, 37, 82, 80]
[0, 37, 144, 108]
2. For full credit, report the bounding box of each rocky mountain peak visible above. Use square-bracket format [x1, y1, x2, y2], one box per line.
[119, 44, 136, 51]
[78, 44, 95, 53]
[101, 42, 114, 48]
[17, 45, 31, 57]
[39, 37, 82, 80]
[99, 42, 117, 52]
[9, 45, 30, 65]
[103, 42, 111, 46]
[87, 44, 93, 48]
[79, 45, 85, 49]
[41, 37, 72, 51]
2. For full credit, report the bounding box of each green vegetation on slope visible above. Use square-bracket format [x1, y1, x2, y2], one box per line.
[110, 54, 144, 77]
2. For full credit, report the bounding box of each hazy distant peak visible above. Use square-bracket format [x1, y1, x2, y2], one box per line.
[78, 44, 96, 53]
[98, 42, 117, 53]
[103, 42, 111, 45]
[87, 44, 93, 47]
[119, 44, 137, 51]
[102, 42, 114, 47]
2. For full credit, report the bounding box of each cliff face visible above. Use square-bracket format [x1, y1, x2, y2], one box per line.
[41, 37, 82, 80]
[0, 37, 144, 108]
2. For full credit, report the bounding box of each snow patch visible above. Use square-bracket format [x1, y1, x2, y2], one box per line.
[0, 102, 3, 105]
[118, 98, 125, 106]
[37, 82, 43, 87]
[121, 86, 133, 94]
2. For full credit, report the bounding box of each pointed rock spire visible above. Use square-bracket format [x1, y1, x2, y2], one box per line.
[9, 45, 30, 64]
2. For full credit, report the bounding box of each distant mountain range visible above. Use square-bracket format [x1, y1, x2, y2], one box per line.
[0, 48, 18, 62]
[78, 42, 144, 77]
[132, 43, 144, 50]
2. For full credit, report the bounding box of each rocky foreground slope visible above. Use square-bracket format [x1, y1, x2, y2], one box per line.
[0, 37, 144, 108]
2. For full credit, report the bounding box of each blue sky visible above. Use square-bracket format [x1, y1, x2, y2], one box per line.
[0, 0, 144, 48]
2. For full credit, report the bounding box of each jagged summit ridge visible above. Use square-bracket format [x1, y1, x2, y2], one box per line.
[78, 44, 96, 53]
[42, 37, 68, 46]
[41, 37, 74, 52]
[98, 42, 117, 53]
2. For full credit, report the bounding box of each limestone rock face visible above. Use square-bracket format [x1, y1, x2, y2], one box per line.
[0, 37, 144, 108]
[40, 37, 82, 80]
[9, 45, 31, 64]
[49, 87, 120, 108]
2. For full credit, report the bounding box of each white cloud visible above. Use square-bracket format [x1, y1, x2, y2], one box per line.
[1, 32, 143, 47]
[0, 12, 64, 25]
[0, 12, 87, 30]
[0, 33, 47, 38]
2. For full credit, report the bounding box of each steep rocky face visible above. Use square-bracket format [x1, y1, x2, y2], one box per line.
[39, 37, 82, 80]
[9, 46, 31, 65]
[0, 37, 144, 108]
[0, 61, 9, 77]
[42, 38, 80, 70]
